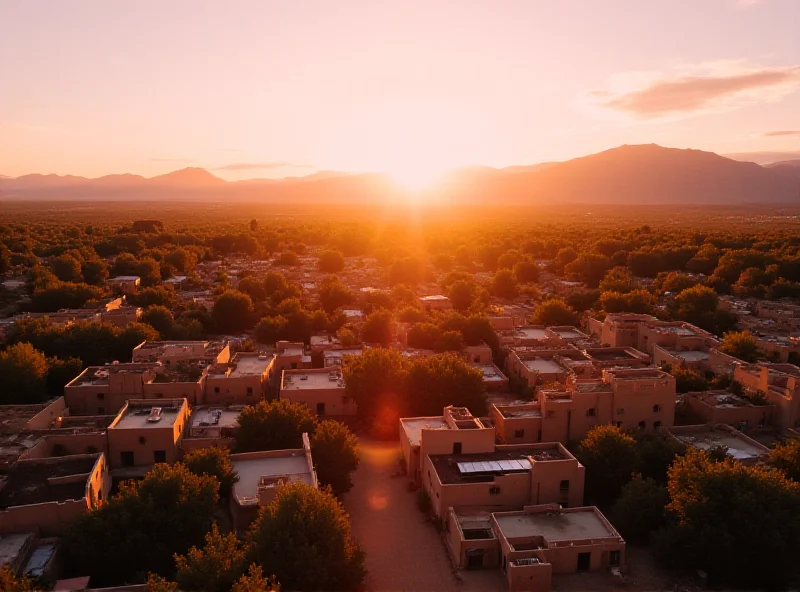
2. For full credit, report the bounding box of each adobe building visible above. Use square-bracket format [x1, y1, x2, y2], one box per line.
[229, 433, 317, 532]
[423, 443, 585, 519]
[446, 504, 625, 591]
[273, 341, 311, 374]
[182, 406, 243, 452]
[0, 453, 110, 535]
[505, 348, 588, 390]
[323, 347, 364, 368]
[131, 340, 230, 365]
[399, 406, 496, 482]
[106, 399, 190, 470]
[582, 347, 650, 370]
[636, 321, 718, 355]
[667, 424, 770, 465]
[734, 362, 800, 430]
[492, 368, 676, 445]
[473, 363, 510, 392]
[64, 362, 203, 415]
[106, 275, 140, 294]
[682, 390, 774, 432]
[419, 295, 453, 311]
[592, 313, 659, 348]
[280, 368, 355, 419]
[204, 352, 273, 405]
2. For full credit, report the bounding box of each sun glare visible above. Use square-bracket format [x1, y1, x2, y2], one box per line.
[388, 161, 446, 192]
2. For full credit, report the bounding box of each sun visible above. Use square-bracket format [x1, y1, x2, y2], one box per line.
[387, 160, 447, 192]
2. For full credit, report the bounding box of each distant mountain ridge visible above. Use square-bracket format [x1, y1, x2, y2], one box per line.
[2, 144, 799, 204]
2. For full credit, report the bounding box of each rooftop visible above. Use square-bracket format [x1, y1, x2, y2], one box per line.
[473, 363, 507, 382]
[522, 358, 565, 374]
[670, 425, 770, 461]
[190, 407, 241, 430]
[688, 390, 769, 409]
[229, 353, 272, 377]
[0, 455, 99, 508]
[400, 417, 448, 446]
[431, 446, 567, 485]
[663, 349, 709, 362]
[112, 401, 183, 430]
[514, 327, 549, 341]
[70, 364, 156, 386]
[585, 348, 644, 362]
[282, 369, 345, 390]
[494, 404, 542, 419]
[231, 451, 315, 505]
[0, 400, 61, 435]
[495, 508, 617, 545]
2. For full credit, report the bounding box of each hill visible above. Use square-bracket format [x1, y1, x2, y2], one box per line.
[2, 144, 799, 204]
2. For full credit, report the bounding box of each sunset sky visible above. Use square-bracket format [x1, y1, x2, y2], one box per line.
[2, 0, 799, 181]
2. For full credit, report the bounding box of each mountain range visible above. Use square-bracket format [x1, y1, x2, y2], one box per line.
[2, 144, 799, 204]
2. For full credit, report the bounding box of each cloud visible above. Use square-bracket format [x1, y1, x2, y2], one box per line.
[763, 130, 800, 137]
[586, 62, 800, 120]
[148, 157, 194, 163]
[213, 162, 314, 171]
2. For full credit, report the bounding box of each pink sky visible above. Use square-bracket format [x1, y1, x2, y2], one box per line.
[1, 0, 799, 181]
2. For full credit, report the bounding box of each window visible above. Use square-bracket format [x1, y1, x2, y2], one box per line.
[559, 480, 570, 494]
[96, 393, 105, 400]
[214, 387, 220, 394]
[514, 429, 525, 439]
[652, 404, 661, 413]
[638, 420, 646, 431]
[615, 421, 622, 428]
[453, 442, 462, 455]
[246, 387, 253, 396]
[653, 421, 662, 431]
[489, 486, 501, 495]
[473, 356, 480, 363]
[97, 407, 105, 415]
[291, 362, 298, 370]
[609, 550, 621, 566]
[537, 430, 542, 442]
[316, 402, 326, 416]
[616, 408, 625, 416]
[154, 450, 167, 463]
[120, 451, 134, 467]
[577, 552, 591, 572]
[586, 408, 596, 417]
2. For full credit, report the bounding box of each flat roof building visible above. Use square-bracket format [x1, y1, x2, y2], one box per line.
[667, 424, 771, 465]
[204, 352, 273, 405]
[229, 433, 317, 532]
[182, 406, 243, 452]
[280, 368, 355, 419]
[0, 453, 110, 536]
[682, 390, 774, 432]
[106, 398, 190, 470]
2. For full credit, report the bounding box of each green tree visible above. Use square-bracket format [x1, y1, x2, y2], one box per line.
[655, 449, 800, 589]
[665, 364, 708, 394]
[248, 482, 365, 592]
[81, 259, 109, 285]
[491, 269, 518, 298]
[174, 524, 248, 592]
[213, 290, 255, 333]
[576, 425, 636, 506]
[769, 439, 800, 481]
[45, 355, 84, 398]
[361, 309, 393, 346]
[61, 464, 218, 586]
[145, 574, 180, 592]
[599, 289, 654, 314]
[720, 330, 762, 363]
[634, 436, 685, 485]
[254, 316, 287, 345]
[0, 343, 49, 404]
[599, 267, 634, 293]
[234, 400, 317, 452]
[318, 276, 354, 314]
[531, 299, 579, 326]
[182, 447, 239, 498]
[51, 253, 84, 282]
[142, 305, 175, 337]
[318, 250, 346, 273]
[30, 281, 104, 312]
[0, 567, 36, 592]
[232, 565, 280, 592]
[311, 420, 360, 495]
[564, 253, 611, 288]
[513, 259, 540, 284]
[406, 353, 487, 417]
[448, 279, 478, 312]
[610, 477, 669, 544]
[343, 348, 410, 430]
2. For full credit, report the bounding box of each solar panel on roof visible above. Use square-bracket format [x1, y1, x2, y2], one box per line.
[489, 461, 503, 472]
[456, 462, 475, 474]
[498, 460, 515, 470]
[519, 459, 532, 469]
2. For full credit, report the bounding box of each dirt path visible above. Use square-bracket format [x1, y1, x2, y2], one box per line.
[343, 438, 464, 592]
